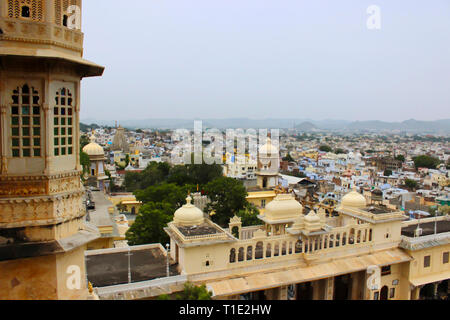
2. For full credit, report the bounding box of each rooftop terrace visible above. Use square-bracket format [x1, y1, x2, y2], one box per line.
[86, 245, 179, 288]
[402, 220, 450, 238]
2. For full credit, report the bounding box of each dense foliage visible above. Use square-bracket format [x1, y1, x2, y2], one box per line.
[413, 155, 440, 169]
[123, 161, 223, 192]
[124, 161, 258, 245]
[204, 177, 248, 226]
[125, 202, 173, 246]
[157, 282, 212, 300]
[319, 145, 332, 152]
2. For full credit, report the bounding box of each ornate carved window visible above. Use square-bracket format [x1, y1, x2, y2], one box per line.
[54, 88, 74, 156]
[11, 85, 42, 158]
[54, 0, 79, 26]
[7, 0, 44, 21]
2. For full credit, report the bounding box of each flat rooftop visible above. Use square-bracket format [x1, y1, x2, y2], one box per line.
[402, 220, 450, 238]
[177, 223, 219, 237]
[365, 205, 397, 214]
[86, 246, 179, 288]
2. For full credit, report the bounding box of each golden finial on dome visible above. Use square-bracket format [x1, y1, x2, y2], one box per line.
[88, 282, 94, 294]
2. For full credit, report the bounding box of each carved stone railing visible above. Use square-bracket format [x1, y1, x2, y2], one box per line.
[0, 18, 83, 53]
[227, 224, 374, 266]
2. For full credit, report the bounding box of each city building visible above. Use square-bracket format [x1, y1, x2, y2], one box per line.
[90, 189, 449, 300]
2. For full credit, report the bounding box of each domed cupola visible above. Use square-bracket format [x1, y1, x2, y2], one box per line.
[259, 138, 279, 156]
[341, 188, 367, 208]
[263, 194, 302, 222]
[173, 195, 205, 226]
[82, 135, 104, 157]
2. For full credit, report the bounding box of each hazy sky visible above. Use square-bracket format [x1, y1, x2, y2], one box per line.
[80, 0, 450, 122]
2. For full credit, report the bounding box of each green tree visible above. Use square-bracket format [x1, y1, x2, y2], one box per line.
[282, 153, 294, 162]
[124, 162, 170, 191]
[80, 150, 90, 176]
[125, 202, 173, 246]
[334, 148, 347, 154]
[204, 177, 248, 227]
[236, 203, 261, 227]
[395, 155, 405, 162]
[175, 282, 212, 300]
[134, 183, 195, 208]
[319, 145, 332, 152]
[413, 155, 440, 169]
[405, 179, 418, 190]
[80, 134, 90, 149]
[384, 169, 392, 177]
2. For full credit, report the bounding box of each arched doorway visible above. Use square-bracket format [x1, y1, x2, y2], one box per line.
[380, 286, 388, 300]
[263, 177, 268, 188]
[131, 207, 136, 215]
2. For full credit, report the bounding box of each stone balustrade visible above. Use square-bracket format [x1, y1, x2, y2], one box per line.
[0, 18, 83, 53]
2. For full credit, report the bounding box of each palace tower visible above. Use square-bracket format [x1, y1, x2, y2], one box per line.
[0, 0, 104, 299]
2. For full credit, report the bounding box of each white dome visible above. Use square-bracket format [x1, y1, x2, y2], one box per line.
[264, 194, 302, 221]
[341, 189, 367, 208]
[259, 138, 279, 155]
[173, 196, 205, 226]
[83, 135, 104, 156]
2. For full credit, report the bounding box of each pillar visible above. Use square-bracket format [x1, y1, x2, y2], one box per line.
[312, 281, 321, 300]
[411, 286, 421, 300]
[350, 272, 361, 300]
[325, 277, 334, 300]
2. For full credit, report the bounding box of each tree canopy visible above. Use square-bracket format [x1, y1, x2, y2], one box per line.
[405, 179, 418, 190]
[413, 155, 440, 169]
[319, 145, 332, 152]
[125, 202, 174, 246]
[204, 177, 248, 226]
[123, 161, 223, 192]
[157, 282, 212, 300]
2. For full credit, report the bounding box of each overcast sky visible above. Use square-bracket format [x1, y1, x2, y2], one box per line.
[80, 0, 450, 122]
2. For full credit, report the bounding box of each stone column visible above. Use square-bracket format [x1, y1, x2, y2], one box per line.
[411, 285, 422, 300]
[350, 272, 360, 300]
[325, 277, 334, 300]
[312, 281, 321, 300]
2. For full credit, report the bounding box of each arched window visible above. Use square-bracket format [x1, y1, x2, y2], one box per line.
[247, 246, 253, 261]
[255, 242, 263, 259]
[342, 232, 347, 246]
[231, 226, 239, 239]
[295, 240, 302, 253]
[281, 241, 287, 255]
[369, 229, 373, 241]
[274, 243, 279, 257]
[238, 247, 244, 262]
[229, 249, 236, 263]
[266, 243, 272, 258]
[11, 85, 41, 158]
[54, 88, 74, 156]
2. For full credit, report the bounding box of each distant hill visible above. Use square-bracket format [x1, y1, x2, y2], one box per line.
[80, 122, 101, 132]
[345, 119, 450, 133]
[295, 122, 318, 132]
[80, 118, 450, 134]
